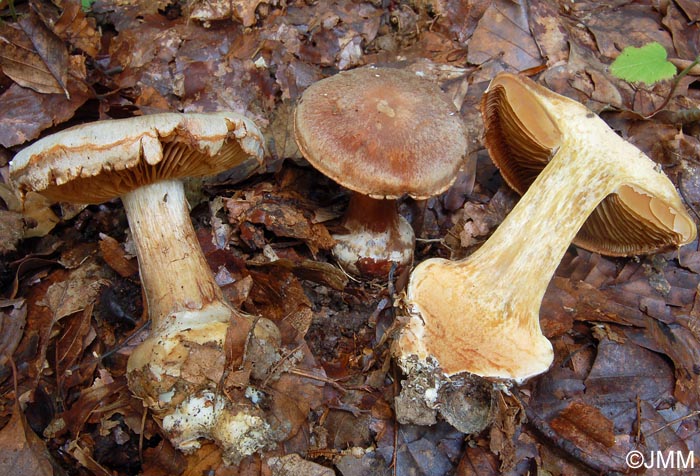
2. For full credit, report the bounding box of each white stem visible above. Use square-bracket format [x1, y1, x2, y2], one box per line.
[121, 179, 230, 334]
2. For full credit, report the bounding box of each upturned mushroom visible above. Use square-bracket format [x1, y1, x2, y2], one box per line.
[10, 112, 281, 463]
[294, 65, 467, 278]
[395, 73, 696, 386]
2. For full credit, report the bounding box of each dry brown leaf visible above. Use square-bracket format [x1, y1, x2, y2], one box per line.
[527, 0, 569, 66]
[454, 446, 500, 476]
[181, 441, 253, 476]
[37, 259, 109, 322]
[0, 401, 56, 476]
[585, 5, 673, 60]
[550, 401, 616, 448]
[21, 191, 60, 239]
[675, 0, 700, 22]
[242, 201, 335, 254]
[0, 209, 24, 253]
[190, 0, 270, 27]
[0, 298, 26, 363]
[250, 259, 348, 292]
[65, 438, 112, 476]
[58, 376, 128, 438]
[55, 304, 97, 392]
[98, 235, 138, 277]
[142, 439, 186, 476]
[0, 10, 70, 97]
[0, 79, 91, 148]
[268, 454, 333, 476]
[33, 0, 102, 58]
[467, 0, 542, 71]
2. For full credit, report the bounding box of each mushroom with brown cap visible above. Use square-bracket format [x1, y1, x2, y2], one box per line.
[293, 65, 468, 278]
[394, 73, 696, 398]
[10, 112, 281, 463]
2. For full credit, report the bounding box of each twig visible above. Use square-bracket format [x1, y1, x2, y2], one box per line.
[68, 319, 150, 372]
[260, 343, 304, 389]
[647, 410, 700, 436]
[645, 54, 700, 119]
[287, 367, 348, 394]
[678, 171, 700, 221]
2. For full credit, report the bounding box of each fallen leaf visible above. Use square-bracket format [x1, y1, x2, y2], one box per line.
[550, 401, 616, 448]
[0, 10, 70, 98]
[0, 209, 24, 253]
[54, 304, 97, 393]
[33, 0, 102, 58]
[467, 0, 542, 71]
[527, 0, 569, 67]
[0, 79, 91, 148]
[268, 454, 333, 476]
[38, 259, 109, 321]
[0, 298, 26, 382]
[0, 401, 56, 476]
[98, 235, 138, 277]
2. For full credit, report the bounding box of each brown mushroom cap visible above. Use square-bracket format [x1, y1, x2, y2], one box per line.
[481, 73, 696, 256]
[10, 112, 264, 204]
[294, 66, 467, 200]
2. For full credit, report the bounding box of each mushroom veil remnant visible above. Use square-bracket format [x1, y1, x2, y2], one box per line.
[294, 65, 467, 278]
[10, 112, 281, 463]
[394, 73, 696, 401]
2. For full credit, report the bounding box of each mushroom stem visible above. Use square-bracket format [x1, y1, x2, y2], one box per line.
[121, 179, 231, 333]
[122, 179, 276, 460]
[343, 192, 400, 233]
[333, 192, 415, 277]
[400, 121, 693, 381]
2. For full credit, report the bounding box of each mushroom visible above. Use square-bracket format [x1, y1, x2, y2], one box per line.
[395, 73, 696, 386]
[293, 65, 468, 278]
[10, 112, 280, 463]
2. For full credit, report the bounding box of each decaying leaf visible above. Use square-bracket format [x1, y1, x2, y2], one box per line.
[21, 191, 60, 239]
[98, 234, 138, 278]
[0, 401, 56, 476]
[0, 79, 91, 148]
[190, 0, 272, 27]
[0, 299, 26, 378]
[550, 401, 616, 448]
[0, 11, 70, 97]
[37, 259, 109, 322]
[33, 0, 102, 57]
[268, 454, 333, 476]
[0, 209, 24, 253]
[467, 0, 542, 71]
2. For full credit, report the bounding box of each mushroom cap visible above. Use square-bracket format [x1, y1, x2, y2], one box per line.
[294, 66, 468, 200]
[10, 112, 265, 204]
[481, 73, 696, 256]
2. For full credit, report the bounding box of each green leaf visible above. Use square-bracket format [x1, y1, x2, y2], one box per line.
[610, 42, 677, 85]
